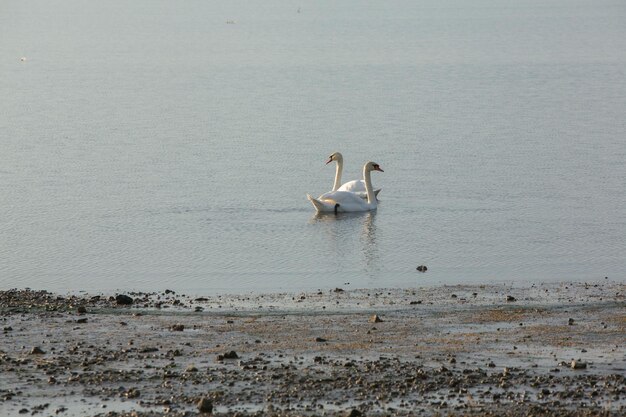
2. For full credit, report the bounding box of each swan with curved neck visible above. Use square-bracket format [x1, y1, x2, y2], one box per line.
[326, 152, 381, 198]
[308, 161, 384, 213]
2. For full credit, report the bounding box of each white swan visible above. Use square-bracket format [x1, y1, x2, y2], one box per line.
[326, 152, 381, 199]
[308, 161, 384, 213]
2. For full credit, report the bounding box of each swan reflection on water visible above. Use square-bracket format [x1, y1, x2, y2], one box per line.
[309, 211, 380, 274]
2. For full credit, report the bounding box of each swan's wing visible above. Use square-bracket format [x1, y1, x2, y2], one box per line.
[337, 181, 381, 199]
[322, 191, 372, 212]
[337, 180, 366, 193]
[334, 188, 382, 200]
[308, 191, 375, 212]
[318, 191, 337, 200]
[317, 190, 360, 203]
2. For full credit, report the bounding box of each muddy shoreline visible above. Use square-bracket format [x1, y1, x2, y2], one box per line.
[1, 281, 625, 416]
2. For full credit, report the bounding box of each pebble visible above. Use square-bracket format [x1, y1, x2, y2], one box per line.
[30, 346, 45, 355]
[369, 314, 383, 323]
[217, 351, 239, 361]
[506, 295, 516, 302]
[115, 294, 133, 305]
[571, 360, 587, 370]
[197, 397, 213, 413]
[170, 324, 184, 331]
[416, 265, 428, 272]
[124, 388, 140, 398]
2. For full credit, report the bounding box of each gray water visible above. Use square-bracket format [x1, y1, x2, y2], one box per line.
[1, 0, 625, 294]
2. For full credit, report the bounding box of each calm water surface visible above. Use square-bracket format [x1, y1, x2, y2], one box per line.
[1, 0, 625, 294]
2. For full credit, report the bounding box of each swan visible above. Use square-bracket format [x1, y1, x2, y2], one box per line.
[326, 152, 381, 199]
[308, 161, 383, 213]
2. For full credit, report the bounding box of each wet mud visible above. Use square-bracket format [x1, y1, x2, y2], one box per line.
[1, 281, 624, 416]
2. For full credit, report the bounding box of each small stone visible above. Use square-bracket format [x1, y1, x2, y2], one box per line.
[347, 409, 362, 417]
[451, 294, 457, 299]
[185, 365, 199, 373]
[571, 360, 587, 369]
[125, 388, 140, 398]
[223, 350, 238, 359]
[170, 324, 184, 331]
[115, 294, 133, 305]
[315, 337, 327, 342]
[197, 397, 213, 413]
[369, 314, 383, 323]
[77, 306, 87, 314]
[506, 295, 516, 302]
[409, 300, 422, 305]
[30, 346, 45, 355]
[416, 265, 428, 272]
[568, 318, 575, 325]
[76, 318, 88, 324]
[334, 288, 344, 293]
[140, 347, 159, 353]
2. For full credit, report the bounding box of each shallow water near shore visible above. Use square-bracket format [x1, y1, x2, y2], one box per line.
[1, 0, 625, 294]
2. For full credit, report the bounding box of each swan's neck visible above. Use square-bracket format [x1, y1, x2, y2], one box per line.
[363, 166, 376, 205]
[332, 158, 343, 191]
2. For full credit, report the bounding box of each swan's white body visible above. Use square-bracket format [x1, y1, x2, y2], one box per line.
[308, 161, 383, 213]
[327, 152, 381, 199]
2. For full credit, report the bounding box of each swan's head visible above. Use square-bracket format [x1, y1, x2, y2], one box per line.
[366, 161, 384, 172]
[325, 152, 343, 165]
